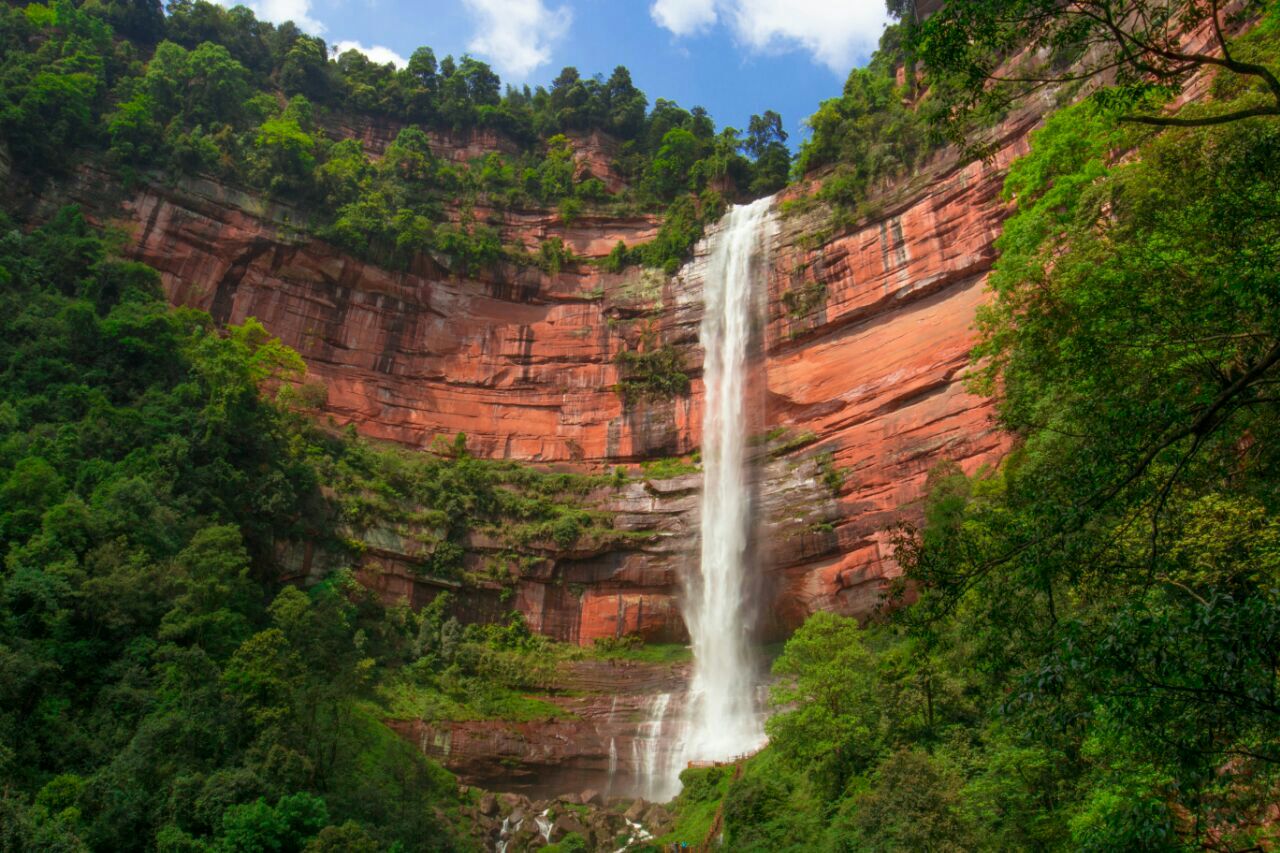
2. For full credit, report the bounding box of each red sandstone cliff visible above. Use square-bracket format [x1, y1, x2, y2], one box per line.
[753, 111, 1039, 628]
[22, 89, 1047, 645]
[749, 4, 1243, 630]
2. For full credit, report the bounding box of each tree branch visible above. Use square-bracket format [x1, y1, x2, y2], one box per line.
[1120, 104, 1280, 126]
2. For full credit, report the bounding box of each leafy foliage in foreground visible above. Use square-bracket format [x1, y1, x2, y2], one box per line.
[0, 208, 651, 851]
[664, 33, 1280, 853]
[912, 0, 1280, 131]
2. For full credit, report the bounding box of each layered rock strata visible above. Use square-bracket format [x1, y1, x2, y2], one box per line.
[388, 659, 690, 799]
[26, 98, 1035, 642]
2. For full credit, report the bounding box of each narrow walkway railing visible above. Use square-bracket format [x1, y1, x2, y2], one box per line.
[694, 759, 748, 852]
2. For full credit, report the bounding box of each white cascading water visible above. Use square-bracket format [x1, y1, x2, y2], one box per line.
[633, 692, 673, 800]
[674, 197, 776, 778]
[535, 809, 552, 844]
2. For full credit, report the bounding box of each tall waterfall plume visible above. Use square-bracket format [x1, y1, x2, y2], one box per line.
[678, 196, 776, 773]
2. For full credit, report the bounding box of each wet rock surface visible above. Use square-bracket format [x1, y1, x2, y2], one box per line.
[389, 658, 692, 802]
[463, 787, 658, 852]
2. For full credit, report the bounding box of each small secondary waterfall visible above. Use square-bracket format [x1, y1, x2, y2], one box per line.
[676, 197, 776, 776]
[633, 693, 674, 800]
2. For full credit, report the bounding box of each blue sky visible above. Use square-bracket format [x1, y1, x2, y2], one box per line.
[220, 0, 893, 149]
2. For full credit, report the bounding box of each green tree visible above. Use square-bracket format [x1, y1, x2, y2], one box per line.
[303, 821, 379, 852]
[279, 36, 330, 101]
[182, 41, 251, 127]
[643, 127, 700, 199]
[402, 47, 439, 121]
[743, 111, 790, 195]
[107, 92, 163, 165]
[1, 68, 101, 170]
[94, 0, 165, 42]
[838, 748, 973, 852]
[159, 525, 259, 658]
[535, 133, 577, 200]
[0, 457, 66, 543]
[250, 99, 317, 196]
[766, 611, 882, 797]
[603, 65, 647, 138]
[218, 792, 327, 853]
[914, 0, 1280, 130]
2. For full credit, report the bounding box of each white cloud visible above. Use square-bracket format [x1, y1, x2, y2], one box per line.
[650, 0, 718, 36]
[213, 0, 326, 35]
[650, 0, 891, 73]
[461, 0, 572, 80]
[333, 40, 409, 68]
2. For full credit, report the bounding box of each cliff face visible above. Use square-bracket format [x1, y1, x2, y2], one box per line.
[389, 659, 690, 798]
[31, 104, 1042, 643]
[756, 110, 1042, 627]
[119, 181, 697, 464]
[752, 6, 1237, 627]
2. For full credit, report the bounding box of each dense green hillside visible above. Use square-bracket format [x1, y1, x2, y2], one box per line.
[0, 204, 623, 850]
[0, 203, 696, 849]
[1, 0, 790, 274]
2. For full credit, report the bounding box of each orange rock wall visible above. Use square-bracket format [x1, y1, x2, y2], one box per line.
[30, 101, 1049, 642]
[112, 173, 700, 464]
[758, 134, 1031, 627]
[751, 7, 1240, 628]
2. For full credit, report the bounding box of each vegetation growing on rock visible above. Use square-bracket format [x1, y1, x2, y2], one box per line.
[657, 9, 1280, 851]
[3, 0, 1280, 849]
[0, 205, 660, 850]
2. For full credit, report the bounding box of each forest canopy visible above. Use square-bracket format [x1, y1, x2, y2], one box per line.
[0, 0, 791, 275]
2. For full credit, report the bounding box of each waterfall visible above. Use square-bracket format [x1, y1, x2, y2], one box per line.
[535, 809, 552, 844]
[633, 692, 676, 801]
[678, 197, 775, 773]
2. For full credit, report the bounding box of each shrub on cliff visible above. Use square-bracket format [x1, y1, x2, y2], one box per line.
[614, 345, 692, 404]
[795, 26, 932, 205]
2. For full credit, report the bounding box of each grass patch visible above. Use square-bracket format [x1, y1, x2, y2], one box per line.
[640, 455, 701, 479]
[323, 435, 622, 579]
[781, 280, 828, 320]
[373, 673, 572, 723]
[653, 764, 735, 845]
[779, 194, 819, 219]
[795, 226, 834, 252]
[816, 451, 846, 493]
[588, 638, 693, 665]
[655, 749, 825, 849]
[767, 430, 819, 457]
[614, 346, 691, 405]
